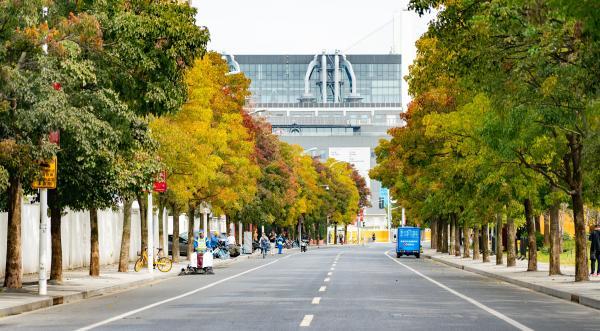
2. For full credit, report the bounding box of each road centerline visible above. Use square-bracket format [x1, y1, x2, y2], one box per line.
[384, 251, 533, 331]
[300, 314, 314, 327]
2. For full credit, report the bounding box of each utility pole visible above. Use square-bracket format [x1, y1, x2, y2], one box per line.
[326, 215, 330, 245]
[147, 192, 153, 274]
[38, 6, 50, 296]
[387, 198, 392, 243]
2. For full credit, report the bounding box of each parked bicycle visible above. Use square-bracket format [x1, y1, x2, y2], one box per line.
[134, 247, 173, 272]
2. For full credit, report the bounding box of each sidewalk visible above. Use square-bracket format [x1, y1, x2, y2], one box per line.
[422, 247, 600, 310]
[0, 251, 261, 318]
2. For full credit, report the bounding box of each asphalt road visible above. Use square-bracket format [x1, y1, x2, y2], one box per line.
[2, 244, 600, 331]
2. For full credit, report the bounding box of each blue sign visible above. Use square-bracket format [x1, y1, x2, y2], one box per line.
[379, 188, 389, 208]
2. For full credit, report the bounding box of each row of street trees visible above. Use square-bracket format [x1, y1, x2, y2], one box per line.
[0, 0, 369, 288]
[371, 0, 600, 281]
[151, 51, 370, 261]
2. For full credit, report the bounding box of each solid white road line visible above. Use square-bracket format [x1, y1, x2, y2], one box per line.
[300, 314, 314, 327]
[384, 251, 533, 331]
[324, 277, 330, 282]
[327, 272, 332, 276]
[76, 254, 295, 331]
[319, 286, 326, 292]
[312, 297, 321, 305]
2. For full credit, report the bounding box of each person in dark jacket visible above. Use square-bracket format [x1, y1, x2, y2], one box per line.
[589, 224, 600, 276]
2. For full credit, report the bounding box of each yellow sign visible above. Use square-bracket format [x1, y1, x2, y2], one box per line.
[32, 157, 57, 189]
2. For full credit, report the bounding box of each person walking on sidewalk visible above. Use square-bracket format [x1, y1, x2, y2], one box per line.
[589, 224, 600, 276]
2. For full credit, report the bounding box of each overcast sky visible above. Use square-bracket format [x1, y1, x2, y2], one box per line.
[191, 0, 436, 107]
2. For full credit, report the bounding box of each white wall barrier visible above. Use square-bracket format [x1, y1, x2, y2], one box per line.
[0, 199, 188, 278]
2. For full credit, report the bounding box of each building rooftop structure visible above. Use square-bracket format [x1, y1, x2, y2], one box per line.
[229, 52, 403, 236]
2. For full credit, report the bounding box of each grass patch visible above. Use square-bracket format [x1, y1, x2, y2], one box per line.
[537, 239, 578, 266]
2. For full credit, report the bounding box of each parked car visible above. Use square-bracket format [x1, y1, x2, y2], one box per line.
[168, 234, 188, 257]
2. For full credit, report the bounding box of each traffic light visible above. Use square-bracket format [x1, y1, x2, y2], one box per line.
[378, 197, 384, 209]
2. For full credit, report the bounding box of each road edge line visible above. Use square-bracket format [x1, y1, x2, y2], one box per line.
[384, 251, 533, 331]
[423, 253, 600, 311]
[75, 254, 296, 331]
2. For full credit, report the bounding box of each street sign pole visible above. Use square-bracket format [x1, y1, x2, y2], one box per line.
[39, 188, 49, 295]
[147, 192, 153, 274]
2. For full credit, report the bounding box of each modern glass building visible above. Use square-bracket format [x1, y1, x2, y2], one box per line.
[228, 52, 403, 240]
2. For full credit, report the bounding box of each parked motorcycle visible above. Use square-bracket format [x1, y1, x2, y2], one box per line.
[212, 241, 231, 259]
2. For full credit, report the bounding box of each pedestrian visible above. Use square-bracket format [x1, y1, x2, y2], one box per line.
[195, 232, 207, 271]
[372, 233, 376, 242]
[260, 233, 270, 257]
[589, 224, 600, 276]
[269, 231, 276, 255]
[276, 234, 284, 254]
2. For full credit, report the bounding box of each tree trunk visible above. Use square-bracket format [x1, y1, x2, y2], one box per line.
[172, 205, 180, 263]
[118, 198, 133, 272]
[343, 224, 348, 244]
[316, 220, 321, 243]
[543, 212, 550, 247]
[571, 189, 588, 281]
[472, 226, 480, 260]
[454, 219, 461, 257]
[441, 218, 449, 253]
[496, 213, 503, 265]
[333, 223, 338, 244]
[158, 197, 164, 249]
[49, 189, 62, 283]
[449, 216, 455, 255]
[482, 222, 490, 263]
[138, 195, 147, 253]
[89, 208, 100, 277]
[524, 198, 537, 271]
[187, 206, 195, 259]
[506, 216, 516, 267]
[463, 226, 470, 258]
[4, 174, 23, 288]
[431, 218, 437, 250]
[549, 200, 562, 275]
[437, 219, 444, 253]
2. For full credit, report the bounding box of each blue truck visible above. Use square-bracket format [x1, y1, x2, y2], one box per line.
[396, 227, 421, 258]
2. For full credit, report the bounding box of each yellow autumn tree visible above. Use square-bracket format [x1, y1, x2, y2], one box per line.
[150, 52, 259, 259]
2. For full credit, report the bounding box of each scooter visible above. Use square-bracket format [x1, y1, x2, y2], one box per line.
[179, 250, 215, 275]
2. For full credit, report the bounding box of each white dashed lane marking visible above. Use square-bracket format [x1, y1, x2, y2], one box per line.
[319, 286, 326, 292]
[312, 297, 321, 305]
[324, 277, 330, 282]
[300, 314, 314, 327]
[327, 272, 332, 276]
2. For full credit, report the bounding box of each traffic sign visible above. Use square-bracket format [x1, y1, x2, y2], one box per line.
[153, 170, 167, 193]
[32, 157, 57, 189]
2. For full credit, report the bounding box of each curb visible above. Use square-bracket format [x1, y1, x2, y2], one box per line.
[0, 254, 253, 318]
[423, 253, 600, 311]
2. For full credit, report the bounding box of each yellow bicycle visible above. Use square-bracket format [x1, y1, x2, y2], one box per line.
[134, 247, 173, 272]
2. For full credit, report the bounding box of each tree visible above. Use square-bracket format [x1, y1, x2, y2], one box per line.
[151, 53, 259, 258]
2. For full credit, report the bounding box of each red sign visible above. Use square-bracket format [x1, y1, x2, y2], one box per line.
[49, 131, 60, 145]
[153, 171, 167, 192]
